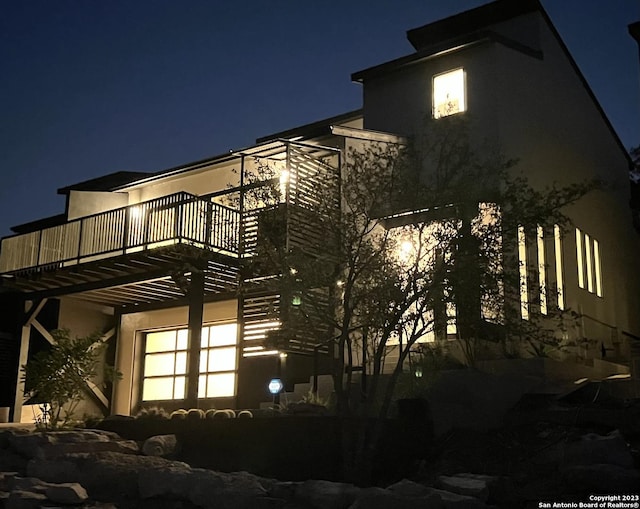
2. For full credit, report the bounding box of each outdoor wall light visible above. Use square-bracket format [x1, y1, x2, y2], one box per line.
[291, 292, 302, 306]
[414, 367, 423, 378]
[268, 378, 284, 395]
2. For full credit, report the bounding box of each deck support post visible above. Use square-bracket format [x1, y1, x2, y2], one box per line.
[185, 270, 205, 409]
[11, 298, 47, 423]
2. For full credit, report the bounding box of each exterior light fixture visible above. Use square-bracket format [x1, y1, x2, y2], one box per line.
[268, 378, 284, 395]
[414, 366, 423, 378]
[291, 292, 302, 306]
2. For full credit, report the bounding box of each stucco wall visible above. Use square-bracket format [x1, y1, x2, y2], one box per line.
[359, 10, 640, 342]
[67, 190, 129, 221]
[57, 298, 115, 420]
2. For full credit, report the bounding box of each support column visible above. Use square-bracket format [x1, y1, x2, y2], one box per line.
[185, 270, 205, 409]
[11, 299, 47, 423]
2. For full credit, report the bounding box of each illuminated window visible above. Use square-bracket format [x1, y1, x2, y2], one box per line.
[142, 329, 188, 401]
[198, 323, 238, 398]
[553, 225, 565, 310]
[593, 239, 602, 297]
[536, 226, 547, 315]
[575, 228, 602, 297]
[141, 323, 237, 402]
[517, 226, 529, 320]
[576, 229, 585, 289]
[433, 68, 466, 119]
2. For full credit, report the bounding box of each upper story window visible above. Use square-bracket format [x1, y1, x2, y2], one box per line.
[433, 68, 466, 119]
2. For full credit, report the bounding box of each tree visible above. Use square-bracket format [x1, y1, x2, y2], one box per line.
[245, 116, 598, 484]
[21, 328, 117, 429]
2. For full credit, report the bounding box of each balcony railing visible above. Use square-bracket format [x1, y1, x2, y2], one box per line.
[1, 140, 342, 278]
[0, 192, 240, 274]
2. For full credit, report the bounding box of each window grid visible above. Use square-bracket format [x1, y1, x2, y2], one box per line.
[142, 323, 238, 402]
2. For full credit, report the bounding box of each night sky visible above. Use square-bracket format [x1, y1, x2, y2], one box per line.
[1, 1, 639, 237]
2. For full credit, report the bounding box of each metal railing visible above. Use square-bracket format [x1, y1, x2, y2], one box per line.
[0, 192, 240, 274]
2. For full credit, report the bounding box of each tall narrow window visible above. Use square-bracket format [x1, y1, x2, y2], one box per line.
[584, 233, 593, 293]
[593, 239, 602, 297]
[517, 226, 529, 320]
[536, 226, 547, 315]
[575, 228, 603, 297]
[576, 228, 585, 289]
[433, 68, 466, 118]
[198, 323, 238, 398]
[554, 225, 565, 310]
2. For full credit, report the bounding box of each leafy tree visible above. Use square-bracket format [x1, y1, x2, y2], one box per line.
[22, 328, 117, 429]
[243, 116, 598, 484]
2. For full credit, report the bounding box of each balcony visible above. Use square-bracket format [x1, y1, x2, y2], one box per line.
[0, 192, 238, 276]
[0, 140, 341, 307]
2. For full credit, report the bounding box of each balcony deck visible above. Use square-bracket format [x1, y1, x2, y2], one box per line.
[0, 140, 341, 310]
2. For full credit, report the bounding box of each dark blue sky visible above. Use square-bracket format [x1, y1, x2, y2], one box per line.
[1, 1, 639, 236]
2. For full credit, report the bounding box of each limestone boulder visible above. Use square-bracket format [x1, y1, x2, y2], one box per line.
[294, 479, 360, 509]
[386, 479, 433, 498]
[349, 486, 443, 509]
[139, 465, 268, 509]
[534, 429, 634, 468]
[5, 490, 48, 509]
[45, 482, 89, 504]
[142, 434, 178, 457]
[8, 429, 138, 460]
[435, 474, 497, 501]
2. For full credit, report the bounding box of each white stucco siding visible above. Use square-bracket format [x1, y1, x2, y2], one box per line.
[126, 160, 240, 205]
[113, 300, 237, 415]
[67, 191, 129, 221]
[491, 14, 640, 338]
[57, 298, 115, 419]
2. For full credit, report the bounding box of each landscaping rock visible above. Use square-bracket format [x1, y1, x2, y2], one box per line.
[435, 474, 493, 501]
[294, 479, 359, 509]
[29, 451, 185, 500]
[142, 434, 178, 457]
[348, 486, 443, 509]
[428, 488, 490, 509]
[8, 429, 138, 460]
[139, 464, 268, 509]
[45, 482, 89, 504]
[533, 429, 634, 468]
[5, 490, 48, 509]
[386, 479, 433, 498]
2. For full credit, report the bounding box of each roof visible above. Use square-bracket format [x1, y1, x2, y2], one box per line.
[256, 109, 363, 144]
[11, 214, 67, 234]
[57, 171, 155, 195]
[406, 0, 541, 51]
[351, 0, 632, 169]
